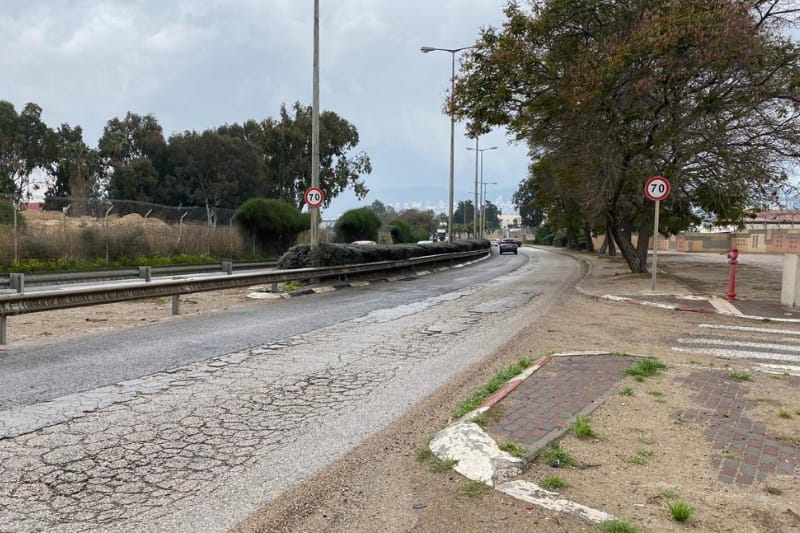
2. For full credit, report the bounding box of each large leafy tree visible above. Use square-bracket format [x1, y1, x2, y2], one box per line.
[0, 101, 50, 199]
[98, 112, 168, 203]
[224, 102, 372, 209]
[452, 0, 800, 272]
[168, 130, 265, 227]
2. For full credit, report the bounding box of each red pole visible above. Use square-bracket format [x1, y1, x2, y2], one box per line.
[726, 249, 738, 301]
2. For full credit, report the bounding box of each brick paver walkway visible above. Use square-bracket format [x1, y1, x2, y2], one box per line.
[677, 370, 800, 485]
[487, 355, 633, 450]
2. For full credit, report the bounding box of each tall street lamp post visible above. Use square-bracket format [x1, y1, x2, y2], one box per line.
[421, 45, 473, 243]
[482, 181, 497, 237]
[467, 145, 497, 238]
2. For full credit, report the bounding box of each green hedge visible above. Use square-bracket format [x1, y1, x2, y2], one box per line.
[277, 239, 490, 269]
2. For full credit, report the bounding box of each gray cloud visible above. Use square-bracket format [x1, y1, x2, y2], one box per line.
[1, 0, 529, 215]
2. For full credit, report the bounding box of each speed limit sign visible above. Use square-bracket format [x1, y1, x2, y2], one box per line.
[304, 187, 324, 208]
[645, 176, 671, 201]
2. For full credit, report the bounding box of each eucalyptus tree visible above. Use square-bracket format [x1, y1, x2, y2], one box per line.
[0, 101, 50, 200]
[452, 0, 800, 272]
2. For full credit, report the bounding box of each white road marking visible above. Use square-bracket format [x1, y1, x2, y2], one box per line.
[672, 347, 800, 363]
[698, 324, 800, 336]
[676, 337, 800, 353]
[752, 363, 800, 376]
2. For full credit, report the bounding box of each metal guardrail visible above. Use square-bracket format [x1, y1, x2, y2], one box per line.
[0, 260, 278, 289]
[0, 249, 488, 344]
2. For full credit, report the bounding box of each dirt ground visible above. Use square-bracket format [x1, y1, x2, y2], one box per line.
[4, 249, 799, 532]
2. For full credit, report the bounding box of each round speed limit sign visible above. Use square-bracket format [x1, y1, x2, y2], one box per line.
[304, 187, 324, 208]
[645, 176, 671, 201]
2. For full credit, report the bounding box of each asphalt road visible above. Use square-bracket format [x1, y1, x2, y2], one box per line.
[0, 246, 580, 532]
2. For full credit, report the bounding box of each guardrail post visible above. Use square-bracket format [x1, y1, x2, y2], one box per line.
[172, 295, 180, 315]
[222, 261, 233, 275]
[138, 266, 152, 282]
[9, 273, 24, 294]
[0, 315, 6, 345]
[271, 282, 278, 293]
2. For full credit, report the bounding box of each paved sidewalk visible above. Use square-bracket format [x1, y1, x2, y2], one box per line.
[429, 249, 800, 526]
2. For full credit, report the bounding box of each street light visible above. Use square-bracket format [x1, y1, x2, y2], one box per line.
[482, 181, 497, 237]
[467, 144, 497, 238]
[421, 45, 474, 243]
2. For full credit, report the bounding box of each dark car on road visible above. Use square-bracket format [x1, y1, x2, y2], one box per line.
[499, 238, 518, 255]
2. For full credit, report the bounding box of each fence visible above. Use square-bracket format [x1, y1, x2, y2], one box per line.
[0, 197, 252, 266]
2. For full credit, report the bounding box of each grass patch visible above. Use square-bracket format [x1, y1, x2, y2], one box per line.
[462, 480, 490, 497]
[452, 358, 532, 418]
[542, 443, 577, 468]
[778, 409, 792, 419]
[619, 386, 634, 396]
[668, 501, 694, 522]
[766, 485, 783, 495]
[637, 448, 654, 457]
[598, 518, 640, 533]
[624, 357, 666, 379]
[416, 448, 433, 462]
[471, 414, 487, 429]
[539, 475, 569, 491]
[727, 369, 753, 382]
[499, 441, 527, 458]
[628, 455, 647, 465]
[647, 390, 664, 397]
[430, 457, 458, 473]
[571, 416, 597, 439]
[661, 490, 679, 500]
[281, 280, 304, 292]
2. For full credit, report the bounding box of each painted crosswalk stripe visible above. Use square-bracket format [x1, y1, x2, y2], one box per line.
[672, 347, 800, 363]
[698, 324, 800, 336]
[675, 337, 800, 353]
[752, 363, 800, 376]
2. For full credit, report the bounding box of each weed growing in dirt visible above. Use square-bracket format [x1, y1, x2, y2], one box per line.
[766, 486, 783, 495]
[661, 490, 679, 500]
[624, 357, 666, 380]
[647, 390, 664, 397]
[628, 448, 654, 465]
[619, 387, 634, 396]
[471, 414, 487, 428]
[539, 475, 568, 491]
[499, 441, 527, 458]
[461, 480, 489, 497]
[542, 443, 576, 467]
[452, 358, 532, 418]
[416, 448, 433, 462]
[570, 416, 597, 439]
[598, 518, 640, 533]
[778, 409, 792, 419]
[430, 457, 458, 473]
[668, 501, 694, 522]
[728, 369, 753, 382]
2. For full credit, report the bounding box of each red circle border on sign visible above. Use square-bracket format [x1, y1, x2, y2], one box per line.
[304, 187, 324, 208]
[644, 176, 671, 201]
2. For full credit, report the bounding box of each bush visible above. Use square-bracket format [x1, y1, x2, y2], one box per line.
[277, 239, 490, 269]
[334, 208, 382, 243]
[388, 219, 415, 244]
[0, 201, 25, 228]
[238, 198, 310, 254]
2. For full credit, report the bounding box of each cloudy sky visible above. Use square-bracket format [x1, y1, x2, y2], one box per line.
[1, 0, 531, 218]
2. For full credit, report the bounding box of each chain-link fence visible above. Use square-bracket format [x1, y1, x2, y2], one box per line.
[0, 197, 252, 266]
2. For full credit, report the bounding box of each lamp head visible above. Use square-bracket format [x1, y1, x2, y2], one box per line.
[420, 46, 436, 53]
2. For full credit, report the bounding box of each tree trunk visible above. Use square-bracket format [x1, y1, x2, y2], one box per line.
[608, 211, 646, 273]
[583, 222, 594, 252]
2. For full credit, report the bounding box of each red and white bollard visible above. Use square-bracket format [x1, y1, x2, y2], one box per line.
[726, 248, 739, 301]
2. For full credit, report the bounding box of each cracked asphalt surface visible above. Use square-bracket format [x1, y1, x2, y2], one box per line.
[0, 248, 576, 532]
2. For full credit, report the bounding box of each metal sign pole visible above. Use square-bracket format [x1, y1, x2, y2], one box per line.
[651, 199, 660, 291]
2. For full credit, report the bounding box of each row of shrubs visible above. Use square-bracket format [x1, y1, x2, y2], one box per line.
[277, 239, 490, 269]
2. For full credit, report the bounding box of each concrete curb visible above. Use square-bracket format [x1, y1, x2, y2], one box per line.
[429, 352, 640, 526]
